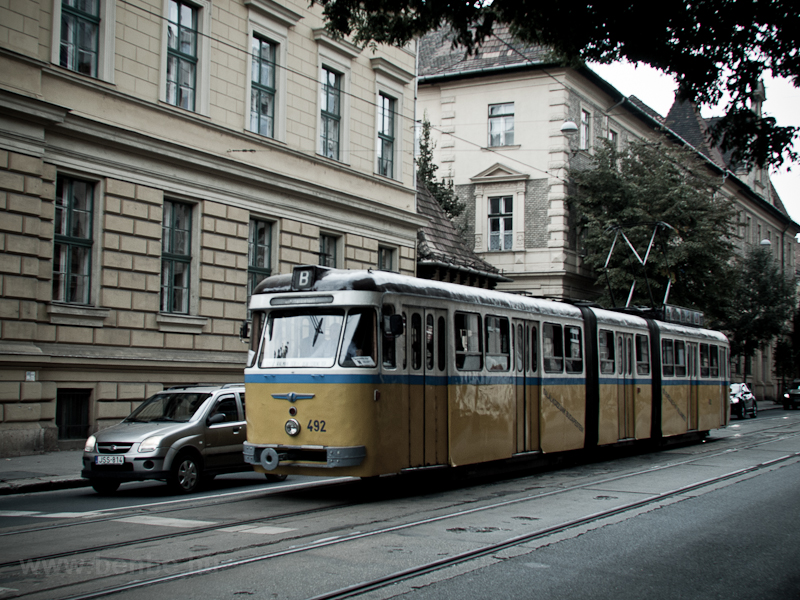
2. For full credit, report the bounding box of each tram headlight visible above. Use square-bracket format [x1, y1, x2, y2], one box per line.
[84, 435, 96, 453]
[285, 419, 301, 436]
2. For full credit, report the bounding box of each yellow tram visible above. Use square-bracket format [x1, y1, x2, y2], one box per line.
[243, 266, 730, 478]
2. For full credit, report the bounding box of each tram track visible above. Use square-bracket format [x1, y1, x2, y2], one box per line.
[2, 422, 798, 575]
[29, 449, 800, 600]
[4, 425, 798, 600]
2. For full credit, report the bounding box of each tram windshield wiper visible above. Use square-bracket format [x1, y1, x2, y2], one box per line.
[312, 316, 324, 346]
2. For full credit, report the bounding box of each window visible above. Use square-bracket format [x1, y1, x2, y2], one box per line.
[455, 312, 482, 371]
[377, 93, 395, 178]
[662, 339, 675, 377]
[426, 314, 435, 370]
[60, 0, 99, 76]
[56, 389, 90, 440]
[599, 330, 615, 374]
[543, 323, 564, 373]
[248, 219, 272, 307]
[437, 316, 447, 372]
[530, 325, 538, 373]
[321, 67, 342, 160]
[608, 129, 618, 149]
[339, 308, 377, 368]
[636, 334, 650, 375]
[411, 312, 422, 370]
[489, 196, 513, 251]
[485, 316, 510, 371]
[378, 246, 395, 271]
[166, 0, 198, 111]
[319, 234, 338, 267]
[700, 343, 709, 377]
[250, 37, 276, 137]
[674, 340, 687, 377]
[580, 109, 590, 150]
[382, 304, 397, 369]
[488, 103, 514, 147]
[710, 345, 719, 377]
[564, 326, 583, 373]
[53, 176, 94, 304]
[161, 201, 192, 314]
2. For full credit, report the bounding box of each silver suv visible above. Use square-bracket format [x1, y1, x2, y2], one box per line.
[82, 384, 284, 494]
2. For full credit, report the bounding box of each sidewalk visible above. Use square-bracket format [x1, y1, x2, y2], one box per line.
[0, 400, 784, 496]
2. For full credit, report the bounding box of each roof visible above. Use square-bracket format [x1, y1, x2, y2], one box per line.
[665, 98, 726, 168]
[418, 26, 553, 80]
[416, 179, 510, 283]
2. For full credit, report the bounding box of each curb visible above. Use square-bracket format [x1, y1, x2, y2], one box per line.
[0, 477, 90, 496]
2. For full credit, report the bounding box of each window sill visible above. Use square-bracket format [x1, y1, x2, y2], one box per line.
[47, 303, 110, 328]
[157, 314, 209, 334]
[482, 145, 521, 151]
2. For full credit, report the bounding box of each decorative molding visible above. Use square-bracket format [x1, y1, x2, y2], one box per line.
[370, 57, 414, 84]
[313, 28, 362, 59]
[47, 303, 110, 327]
[244, 0, 302, 27]
[156, 313, 209, 334]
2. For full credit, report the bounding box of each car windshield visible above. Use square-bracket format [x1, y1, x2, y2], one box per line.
[125, 392, 211, 423]
[260, 309, 345, 368]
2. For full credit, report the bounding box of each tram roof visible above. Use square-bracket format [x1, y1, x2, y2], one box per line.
[253, 267, 727, 341]
[254, 267, 585, 318]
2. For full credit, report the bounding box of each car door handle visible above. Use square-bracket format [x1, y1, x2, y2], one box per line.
[232, 427, 241, 434]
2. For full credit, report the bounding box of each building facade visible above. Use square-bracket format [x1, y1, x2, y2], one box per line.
[417, 27, 798, 401]
[0, 0, 423, 455]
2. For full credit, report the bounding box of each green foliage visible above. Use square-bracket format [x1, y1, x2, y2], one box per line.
[569, 138, 736, 323]
[416, 116, 465, 220]
[318, 0, 798, 168]
[724, 246, 797, 363]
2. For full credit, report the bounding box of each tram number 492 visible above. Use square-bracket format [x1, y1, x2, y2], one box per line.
[307, 420, 327, 432]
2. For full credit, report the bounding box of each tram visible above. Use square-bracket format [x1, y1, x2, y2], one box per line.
[243, 266, 729, 478]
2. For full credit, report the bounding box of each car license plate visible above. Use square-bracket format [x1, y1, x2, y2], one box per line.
[95, 455, 124, 465]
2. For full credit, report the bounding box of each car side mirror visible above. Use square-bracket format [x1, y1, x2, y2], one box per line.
[207, 413, 226, 425]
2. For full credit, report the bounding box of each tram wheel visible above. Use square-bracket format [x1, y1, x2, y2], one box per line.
[265, 474, 288, 483]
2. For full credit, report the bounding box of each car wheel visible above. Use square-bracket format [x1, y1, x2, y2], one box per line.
[169, 453, 202, 494]
[91, 480, 120, 495]
[265, 474, 288, 483]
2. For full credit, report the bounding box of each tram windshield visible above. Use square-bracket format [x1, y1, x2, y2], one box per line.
[261, 309, 345, 368]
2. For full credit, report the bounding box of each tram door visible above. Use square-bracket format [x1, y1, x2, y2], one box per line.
[617, 333, 635, 440]
[407, 307, 448, 467]
[513, 320, 540, 453]
[687, 342, 699, 430]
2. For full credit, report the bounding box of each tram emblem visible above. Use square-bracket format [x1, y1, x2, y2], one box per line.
[272, 392, 315, 403]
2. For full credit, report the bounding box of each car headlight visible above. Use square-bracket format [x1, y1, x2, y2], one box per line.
[785, 393, 790, 399]
[730, 397, 739, 404]
[285, 419, 301, 436]
[84, 435, 97, 453]
[139, 436, 163, 453]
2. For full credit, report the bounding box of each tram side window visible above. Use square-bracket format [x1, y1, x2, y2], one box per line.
[662, 339, 675, 377]
[564, 326, 583, 373]
[531, 325, 538, 373]
[455, 312, 482, 370]
[248, 311, 264, 368]
[411, 313, 422, 370]
[485, 315, 510, 371]
[437, 316, 446, 372]
[710, 345, 719, 377]
[340, 308, 377, 368]
[515, 324, 524, 372]
[426, 314, 435, 370]
[674, 340, 687, 377]
[700, 343, 709, 377]
[543, 323, 564, 373]
[381, 304, 397, 369]
[635, 334, 650, 375]
[599, 329, 615, 374]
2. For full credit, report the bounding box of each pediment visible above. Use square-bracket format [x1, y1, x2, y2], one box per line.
[470, 163, 529, 183]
